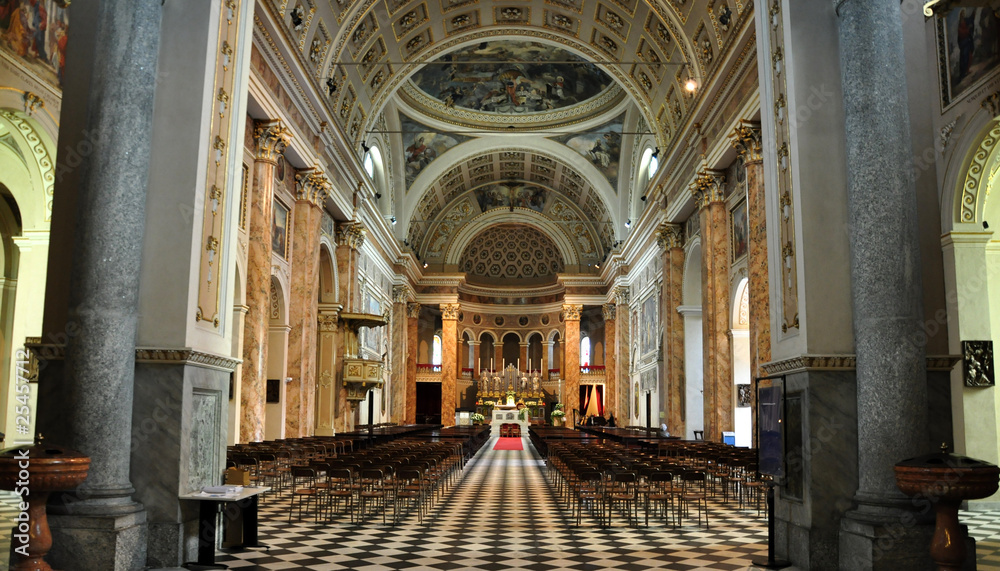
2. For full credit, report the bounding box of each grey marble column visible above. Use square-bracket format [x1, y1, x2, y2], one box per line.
[837, 0, 930, 566]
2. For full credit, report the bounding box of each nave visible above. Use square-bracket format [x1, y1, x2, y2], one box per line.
[212, 438, 771, 570]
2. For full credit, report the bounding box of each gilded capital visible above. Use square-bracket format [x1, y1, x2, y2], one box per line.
[318, 312, 339, 331]
[337, 222, 366, 250]
[732, 121, 763, 164]
[655, 223, 684, 250]
[613, 285, 630, 305]
[295, 167, 332, 206]
[602, 303, 616, 321]
[441, 303, 461, 320]
[406, 302, 421, 318]
[253, 120, 292, 164]
[561, 304, 583, 321]
[392, 285, 412, 304]
[691, 170, 726, 209]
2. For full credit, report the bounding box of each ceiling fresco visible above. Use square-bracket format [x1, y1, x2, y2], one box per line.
[409, 40, 614, 115]
[552, 113, 624, 190]
[473, 182, 548, 213]
[400, 113, 472, 189]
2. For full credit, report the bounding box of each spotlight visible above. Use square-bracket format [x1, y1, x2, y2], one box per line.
[985, 220, 991, 229]
[640, 195, 647, 201]
[423, 262, 428, 269]
[685, 78, 698, 92]
[361, 141, 371, 154]
[595, 264, 600, 269]
[625, 219, 631, 228]
[375, 192, 382, 199]
[651, 147, 660, 159]
[390, 216, 397, 225]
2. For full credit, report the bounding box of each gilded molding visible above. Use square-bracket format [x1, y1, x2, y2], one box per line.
[441, 303, 462, 320]
[655, 223, 684, 250]
[602, 303, 616, 321]
[294, 167, 332, 206]
[253, 119, 292, 164]
[407, 302, 421, 318]
[337, 222, 367, 249]
[691, 169, 726, 208]
[0, 110, 54, 222]
[561, 303, 583, 320]
[732, 121, 763, 164]
[960, 119, 1000, 224]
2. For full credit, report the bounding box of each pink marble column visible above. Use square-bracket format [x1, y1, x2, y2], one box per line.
[315, 309, 339, 435]
[240, 120, 290, 443]
[693, 171, 733, 442]
[519, 343, 528, 371]
[613, 287, 630, 421]
[390, 286, 412, 425]
[440, 303, 461, 425]
[471, 342, 481, 380]
[334, 222, 366, 432]
[658, 224, 686, 437]
[562, 304, 582, 420]
[285, 168, 330, 438]
[602, 303, 617, 420]
[405, 302, 420, 424]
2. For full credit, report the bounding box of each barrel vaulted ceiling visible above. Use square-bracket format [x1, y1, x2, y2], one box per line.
[258, 0, 754, 282]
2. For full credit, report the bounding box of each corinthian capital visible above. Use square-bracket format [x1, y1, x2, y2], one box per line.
[407, 302, 421, 318]
[254, 120, 292, 164]
[295, 167, 332, 206]
[690, 169, 726, 209]
[732, 121, 763, 164]
[561, 304, 583, 321]
[392, 285, 412, 303]
[440, 303, 461, 320]
[337, 222, 366, 250]
[602, 303, 616, 321]
[655, 223, 684, 250]
[613, 285, 630, 305]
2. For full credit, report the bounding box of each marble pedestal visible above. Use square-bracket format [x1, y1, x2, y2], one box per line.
[491, 408, 529, 436]
[46, 511, 148, 571]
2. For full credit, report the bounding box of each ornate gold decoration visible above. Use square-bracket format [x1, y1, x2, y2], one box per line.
[22, 92, 43, 116]
[253, 120, 292, 164]
[392, 285, 412, 303]
[441, 303, 461, 320]
[337, 222, 366, 249]
[318, 312, 340, 331]
[960, 119, 1000, 223]
[561, 304, 583, 320]
[655, 223, 684, 250]
[731, 121, 763, 164]
[614, 285, 630, 305]
[691, 169, 726, 208]
[602, 303, 616, 321]
[407, 302, 421, 318]
[294, 167, 332, 206]
[0, 111, 54, 222]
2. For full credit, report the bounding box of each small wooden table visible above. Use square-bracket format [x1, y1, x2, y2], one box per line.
[179, 486, 270, 569]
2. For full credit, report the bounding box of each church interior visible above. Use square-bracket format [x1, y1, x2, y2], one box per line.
[0, 0, 1000, 569]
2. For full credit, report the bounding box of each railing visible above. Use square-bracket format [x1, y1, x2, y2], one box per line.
[416, 363, 442, 383]
[548, 368, 560, 381]
[461, 368, 473, 379]
[580, 365, 606, 383]
[580, 365, 605, 374]
[416, 363, 442, 373]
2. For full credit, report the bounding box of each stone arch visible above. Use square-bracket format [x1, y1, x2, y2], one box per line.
[732, 277, 749, 330]
[683, 238, 702, 305]
[0, 110, 54, 231]
[446, 209, 582, 267]
[318, 240, 337, 304]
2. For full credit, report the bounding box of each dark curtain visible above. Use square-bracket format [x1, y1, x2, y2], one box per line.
[580, 385, 590, 417]
[596, 385, 604, 416]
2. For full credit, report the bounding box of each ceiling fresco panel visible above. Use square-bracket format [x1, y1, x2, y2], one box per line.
[400, 113, 473, 188]
[553, 113, 623, 189]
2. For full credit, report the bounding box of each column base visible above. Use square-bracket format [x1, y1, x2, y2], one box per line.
[839, 509, 935, 571]
[147, 519, 200, 568]
[47, 509, 148, 571]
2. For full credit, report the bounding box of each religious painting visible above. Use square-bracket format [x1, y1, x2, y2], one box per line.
[473, 182, 548, 213]
[0, 0, 69, 87]
[409, 40, 613, 114]
[737, 384, 752, 408]
[938, 9, 1000, 107]
[554, 114, 624, 189]
[272, 200, 289, 259]
[640, 292, 658, 356]
[730, 199, 748, 262]
[963, 340, 995, 387]
[400, 113, 471, 189]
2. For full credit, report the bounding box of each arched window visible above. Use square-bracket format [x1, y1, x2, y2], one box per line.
[432, 335, 442, 366]
[363, 152, 375, 178]
[580, 336, 591, 367]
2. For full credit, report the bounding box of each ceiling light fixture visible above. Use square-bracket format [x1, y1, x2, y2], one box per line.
[651, 147, 660, 159]
[685, 78, 698, 92]
[360, 141, 371, 154]
[625, 219, 631, 228]
[390, 216, 397, 225]
[640, 195, 647, 201]
[423, 262, 428, 269]
[375, 192, 382, 199]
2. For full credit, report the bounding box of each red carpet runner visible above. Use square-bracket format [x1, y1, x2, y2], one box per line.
[492, 437, 523, 451]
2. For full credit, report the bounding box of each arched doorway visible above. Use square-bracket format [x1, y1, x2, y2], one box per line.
[731, 278, 750, 447]
[264, 276, 289, 440]
[680, 239, 704, 440]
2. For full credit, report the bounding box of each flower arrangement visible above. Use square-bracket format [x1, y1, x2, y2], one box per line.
[470, 412, 485, 424]
[518, 408, 527, 421]
[550, 403, 566, 419]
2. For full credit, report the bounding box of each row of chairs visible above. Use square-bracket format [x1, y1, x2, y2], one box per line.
[499, 424, 521, 437]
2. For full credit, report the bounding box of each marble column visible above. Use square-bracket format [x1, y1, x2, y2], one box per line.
[36, 1, 162, 566]
[405, 303, 420, 423]
[440, 303, 461, 425]
[613, 287, 630, 421]
[602, 303, 617, 420]
[542, 342, 551, 380]
[692, 171, 732, 441]
[285, 168, 329, 438]
[241, 120, 291, 442]
[315, 308, 339, 436]
[658, 224, 686, 436]
[562, 304, 582, 418]
[470, 341, 480, 379]
[334, 222, 365, 432]
[390, 286, 411, 425]
[837, 0, 930, 566]
[494, 341, 503, 371]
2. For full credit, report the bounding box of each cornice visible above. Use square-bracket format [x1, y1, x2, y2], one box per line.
[135, 347, 242, 372]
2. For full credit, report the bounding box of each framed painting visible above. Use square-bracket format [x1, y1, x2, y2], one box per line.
[272, 200, 289, 259]
[937, 9, 1000, 108]
[640, 293, 657, 356]
[730, 199, 748, 262]
[0, 0, 70, 87]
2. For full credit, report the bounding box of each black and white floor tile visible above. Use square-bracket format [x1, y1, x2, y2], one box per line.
[961, 508, 1000, 570]
[212, 439, 772, 570]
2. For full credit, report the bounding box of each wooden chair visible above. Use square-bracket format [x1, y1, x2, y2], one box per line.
[679, 469, 709, 528]
[605, 471, 639, 527]
[289, 466, 319, 522]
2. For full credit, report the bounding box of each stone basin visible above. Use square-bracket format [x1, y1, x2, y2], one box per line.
[0, 444, 90, 571]
[895, 446, 999, 571]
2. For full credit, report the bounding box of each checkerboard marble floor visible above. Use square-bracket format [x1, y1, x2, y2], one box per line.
[212, 439, 772, 570]
[961, 508, 1000, 571]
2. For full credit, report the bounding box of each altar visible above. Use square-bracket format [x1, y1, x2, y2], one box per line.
[491, 407, 530, 437]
